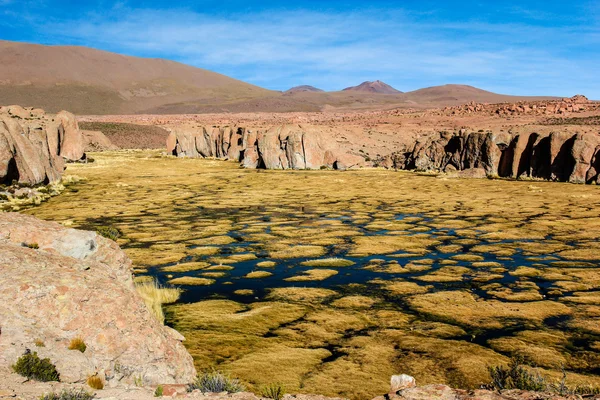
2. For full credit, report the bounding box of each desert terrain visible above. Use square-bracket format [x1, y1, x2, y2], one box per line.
[0, 40, 558, 115]
[2, 37, 600, 400]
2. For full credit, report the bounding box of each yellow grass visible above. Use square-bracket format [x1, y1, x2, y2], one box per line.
[245, 271, 273, 279]
[256, 261, 277, 268]
[168, 277, 216, 286]
[284, 269, 338, 282]
[299, 258, 355, 267]
[24, 151, 600, 398]
[135, 279, 182, 323]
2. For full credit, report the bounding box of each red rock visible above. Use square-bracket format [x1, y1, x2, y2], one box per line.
[0, 106, 86, 185]
[0, 213, 197, 386]
[56, 110, 85, 161]
[167, 124, 364, 171]
[569, 133, 600, 183]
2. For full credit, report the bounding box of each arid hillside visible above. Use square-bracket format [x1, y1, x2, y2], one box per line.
[0, 40, 274, 115]
[0, 41, 562, 115]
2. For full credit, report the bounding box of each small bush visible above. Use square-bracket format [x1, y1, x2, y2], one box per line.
[96, 226, 120, 241]
[26, 242, 39, 249]
[261, 383, 285, 400]
[573, 385, 600, 395]
[39, 389, 94, 400]
[68, 338, 86, 353]
[35, 339, 45, 347]
[154, 385, 164, 397]
[12, 350, 59, 382]
[488, 356, 546, 391]
[188, 370, 244, 393]
[87, 375, 104, 389]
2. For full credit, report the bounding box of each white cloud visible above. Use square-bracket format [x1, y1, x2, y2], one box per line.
[32, 6, 600, 97]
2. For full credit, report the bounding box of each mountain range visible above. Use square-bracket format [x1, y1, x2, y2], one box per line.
[0, 40, 557, 115]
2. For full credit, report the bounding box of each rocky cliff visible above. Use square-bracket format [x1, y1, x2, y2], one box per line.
[0, 105, 86, 185]
[166, 124, 365, 170]
[0, 213, 196, 387]
[380, 129, 600, 184]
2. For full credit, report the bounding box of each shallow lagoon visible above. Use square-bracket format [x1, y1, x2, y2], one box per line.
[27, 150, 600, 399]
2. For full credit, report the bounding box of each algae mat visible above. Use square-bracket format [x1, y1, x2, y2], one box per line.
[27, 150, 600, 399]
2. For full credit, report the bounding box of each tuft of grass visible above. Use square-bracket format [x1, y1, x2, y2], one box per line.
[34, 339, 45, 347]
[68, 338, 86, 353]
[284, 269, 338, 282]
[39, 389, 94, 400]
[135, 279, 182, 324]
[244, 271, 272, 279]
[25, 242, 40, 249]
[269, 245, 325, 259]
[12, 351, 59, 382]
[488, 356, 547, 391]
[299, 258, 355, 267]
[489, 358, 600, 396]
[154, 385, 164, 397]
[87, 375, 104, 390]
[188, 370, 244, 393]
[256, 261, 276, 268]
[168, 277, 215, 286]
[96, 225, 121, 241]
[261, 383, 286, 400]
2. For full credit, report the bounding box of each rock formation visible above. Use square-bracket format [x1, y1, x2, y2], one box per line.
[443, 95, 597, 117]
[166, 124, 365, 170]
[0, 105, 86, 185]
[0, 213, 196, 386]
[380, 130, 600, 184]
[82, 129, 119, 152]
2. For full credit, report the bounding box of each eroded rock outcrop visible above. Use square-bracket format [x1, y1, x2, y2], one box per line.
[166, 124, 365, 170]
[0, 213, 196, 386]
[0, 105, 86, 185]
[82, 129, 119, 152]
[444, 95, 597, 117]
[381, 130, 600, 184]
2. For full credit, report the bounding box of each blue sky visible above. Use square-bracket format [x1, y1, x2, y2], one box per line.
[1, 1, 599, 97]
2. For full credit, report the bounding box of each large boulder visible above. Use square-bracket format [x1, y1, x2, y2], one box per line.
[56, 111, 85, 161]
[0, 213, 196, 386]
[569, 133, 600, 184]
[0, 106, 85, 185]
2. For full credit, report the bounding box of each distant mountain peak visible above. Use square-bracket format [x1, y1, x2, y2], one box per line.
[285, 85, 324, 94]
[342, 80, 402, 94]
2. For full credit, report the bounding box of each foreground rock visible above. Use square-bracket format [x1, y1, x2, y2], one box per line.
[166, 124, 365, 170]
[0, 213, 196, 387]
[378, 385, 582, 399]
[0, 105, 86, 185]
[0, 368, 581, 400]
[380, 129, 600, 184]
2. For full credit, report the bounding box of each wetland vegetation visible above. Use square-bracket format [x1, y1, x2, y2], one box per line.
[26, 150, 600, 399]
